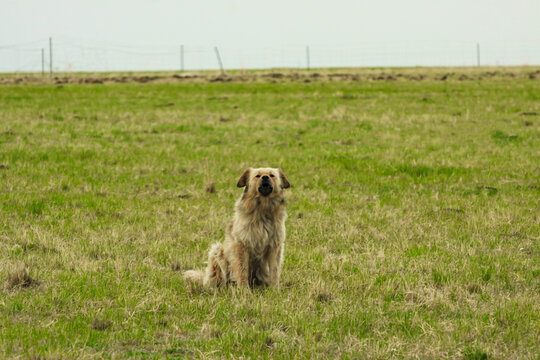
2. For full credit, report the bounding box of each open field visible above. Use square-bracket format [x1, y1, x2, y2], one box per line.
[0, 67, 539, 359]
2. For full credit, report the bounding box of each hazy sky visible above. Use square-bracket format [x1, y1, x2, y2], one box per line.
[1, 0, 539, 71]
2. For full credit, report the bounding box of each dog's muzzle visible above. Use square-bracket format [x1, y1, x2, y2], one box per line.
[258, 176, 273, 196]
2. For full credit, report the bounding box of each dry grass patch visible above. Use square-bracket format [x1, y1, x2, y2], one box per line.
[92, 318, 112, 331]
[3, 266, 39, 290]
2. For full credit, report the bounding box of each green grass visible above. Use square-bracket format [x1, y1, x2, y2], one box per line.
[0, 68, 539, 359]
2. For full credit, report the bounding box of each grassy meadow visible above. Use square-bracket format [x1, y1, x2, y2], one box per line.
[0, 68, 539, 359]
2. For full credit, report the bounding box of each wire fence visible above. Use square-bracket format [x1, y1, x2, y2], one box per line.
[1, 36, 539, 73]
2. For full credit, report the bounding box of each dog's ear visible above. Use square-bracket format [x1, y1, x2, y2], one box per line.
[278, 168, 290, 189]
[237, 168, 251, 188]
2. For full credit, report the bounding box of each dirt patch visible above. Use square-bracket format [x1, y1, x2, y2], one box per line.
[263, 73, 284, 79]
[4, 267, 39, 290]
[528, 70, 540, 79]
[83, 78, 104, 84]
[205, 182, 216, 193]
[92, 318, 112, 331]
[439, 74, 449, 81]
[209, 76, 232, 83]
[155, 102, 175, 108]
[135, 75, 159, 83]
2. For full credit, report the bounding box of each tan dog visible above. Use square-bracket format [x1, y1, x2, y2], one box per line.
[184, 167, 290, 288]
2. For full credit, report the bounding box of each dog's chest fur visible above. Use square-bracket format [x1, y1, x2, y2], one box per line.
[246, 217, 279, 259]
[233, 198, 286, 259]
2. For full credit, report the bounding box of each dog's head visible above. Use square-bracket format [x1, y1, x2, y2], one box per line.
[237, 167, 290, 197]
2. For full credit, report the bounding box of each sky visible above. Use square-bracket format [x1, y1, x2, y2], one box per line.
[1, 0, 539, 72]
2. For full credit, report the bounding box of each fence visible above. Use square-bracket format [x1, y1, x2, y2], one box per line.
[1, 36, 539, 74]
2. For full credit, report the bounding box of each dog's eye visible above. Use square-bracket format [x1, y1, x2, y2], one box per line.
[255, 175, 261, 178]
[270, 174, 275, 177]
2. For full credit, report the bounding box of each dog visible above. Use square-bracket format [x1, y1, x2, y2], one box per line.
[183, 167, 290, 288]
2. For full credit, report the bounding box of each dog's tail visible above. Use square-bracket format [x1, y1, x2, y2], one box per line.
[183, 270, 205, 284]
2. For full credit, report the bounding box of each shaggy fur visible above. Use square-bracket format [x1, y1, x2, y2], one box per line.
[184, 167, 290, 288]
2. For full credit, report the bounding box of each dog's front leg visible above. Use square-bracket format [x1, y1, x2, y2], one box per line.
[231, 242, 249, 287]
[266, 244, 282, 287]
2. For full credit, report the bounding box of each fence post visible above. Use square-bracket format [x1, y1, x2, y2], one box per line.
[49, 37, 53, 77]
[306, 46, 310, 71]
[214, 46, 225, 76]
[180, 45, 184, 72]
[41, 48, 45, 76]
[476, 43, 480, 67]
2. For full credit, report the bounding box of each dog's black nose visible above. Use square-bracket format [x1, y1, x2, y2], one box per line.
[258, 175, 273, 196]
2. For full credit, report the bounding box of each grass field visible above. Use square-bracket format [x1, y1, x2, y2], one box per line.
[0, 67, 539, 359]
